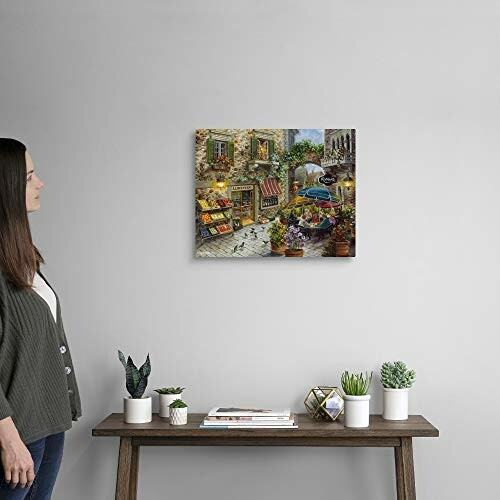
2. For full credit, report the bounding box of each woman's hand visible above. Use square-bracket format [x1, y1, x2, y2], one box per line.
[0, 417, 35, 489]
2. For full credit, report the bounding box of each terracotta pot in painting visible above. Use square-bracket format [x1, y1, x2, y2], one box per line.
[335, 242, 350, 257]
[271, 244, 286, 255]
[285, 249, 304, 257]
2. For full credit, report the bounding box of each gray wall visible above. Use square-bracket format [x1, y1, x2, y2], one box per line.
[1, 1, 498, 498]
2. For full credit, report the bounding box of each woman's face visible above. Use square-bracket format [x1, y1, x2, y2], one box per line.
[25, 152, 44, 213]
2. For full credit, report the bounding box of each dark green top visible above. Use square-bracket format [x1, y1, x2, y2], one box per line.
[0, 269, 82, 444]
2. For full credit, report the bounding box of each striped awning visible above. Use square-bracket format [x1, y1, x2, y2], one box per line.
[260, 178, 282, 197]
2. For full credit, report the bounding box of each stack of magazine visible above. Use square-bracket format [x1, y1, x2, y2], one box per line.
[199, 407, 298, 429]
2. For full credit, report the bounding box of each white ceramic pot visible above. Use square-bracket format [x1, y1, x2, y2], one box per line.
[159, 394, 182, 418]
[343, 395, 371, 428]
[123, 396, 152, 423]
[169, 407, 188, 425]
[383, 388, 409, 420]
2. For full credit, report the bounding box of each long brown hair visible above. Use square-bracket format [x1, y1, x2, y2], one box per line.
[0, 138, 44, 289]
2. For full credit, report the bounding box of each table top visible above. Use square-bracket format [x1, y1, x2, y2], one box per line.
[92, 413, 439, 439]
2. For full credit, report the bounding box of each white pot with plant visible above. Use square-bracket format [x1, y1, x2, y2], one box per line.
[381, 361, 416, 421]
[155, 387, 186, 418]
[118, 350, 152, 424]
[169, 399, 188, 425]
[341, 370, 373, 428]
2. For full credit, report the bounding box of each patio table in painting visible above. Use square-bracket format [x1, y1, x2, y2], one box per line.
[195, 129, 356, 258]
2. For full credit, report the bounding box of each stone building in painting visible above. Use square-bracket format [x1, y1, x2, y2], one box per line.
[321, 129, 356, 205]
[195, 129, 288, 228]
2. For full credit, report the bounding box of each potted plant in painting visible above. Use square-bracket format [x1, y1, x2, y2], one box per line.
[155, 387, 186, 418]
[322, 232, 336, 257]
[341, 370, 373, 428]
[284, 226, 306, 257]
[118, 350, 152, 423]
[381, 361, 416, 421]
[333, 224, 351, 257]
[267, 221, 288, 255]
[336, 205, 356, 242]
[169, 399, 188, 425]
[277, 205, 287, 225]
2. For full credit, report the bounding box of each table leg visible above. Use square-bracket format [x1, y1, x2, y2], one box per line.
[394, 437, 416, 500]
[115, 437, 137, 500]
[129, 443, 140, 500]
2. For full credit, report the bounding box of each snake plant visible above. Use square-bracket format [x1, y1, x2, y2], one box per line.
[118, 350, 151, 399]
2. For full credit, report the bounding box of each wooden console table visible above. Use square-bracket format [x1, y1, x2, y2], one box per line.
[92, 413, 439, 500]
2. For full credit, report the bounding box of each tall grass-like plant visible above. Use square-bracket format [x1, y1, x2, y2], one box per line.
[341, 371, 373, 396]
[118, 350, 151, 399]
[381, 361, 416, 389]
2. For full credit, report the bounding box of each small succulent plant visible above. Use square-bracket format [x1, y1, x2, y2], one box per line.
[381, 361, 416, 389]
[341, 370, 373, 396]
[154, 387, 185, 395]
[118, 350, 151, 399]
[169, 399, 188, 409]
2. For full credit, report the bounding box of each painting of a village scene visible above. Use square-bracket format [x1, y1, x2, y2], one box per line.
[195, 129, 356, 258]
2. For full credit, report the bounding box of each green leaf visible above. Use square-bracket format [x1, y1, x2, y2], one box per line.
[118, 350, 127, 370]
[139, 354, 151, 378]
[132, 377, 148, 398]
[125, 357, 141, 396]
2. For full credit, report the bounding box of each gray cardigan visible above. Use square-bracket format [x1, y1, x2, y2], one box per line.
[0, 269, 82, 444]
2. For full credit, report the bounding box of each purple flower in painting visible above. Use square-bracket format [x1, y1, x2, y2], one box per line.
[285, 227, 305, 249]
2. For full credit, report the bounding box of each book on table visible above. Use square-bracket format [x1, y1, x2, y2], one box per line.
[207, 407, 291, 417]
[200, 408, 298, 429]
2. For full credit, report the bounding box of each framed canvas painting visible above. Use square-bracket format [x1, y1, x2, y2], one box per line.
[195, 129, 355, 258]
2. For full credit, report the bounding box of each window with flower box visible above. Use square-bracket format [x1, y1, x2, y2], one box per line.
[206, 138, 234, 168]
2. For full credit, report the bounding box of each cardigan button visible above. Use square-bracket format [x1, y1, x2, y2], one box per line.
[65, 366, 72, 375]
[60, 345, 67, 354]
[68, 389, 74, 395]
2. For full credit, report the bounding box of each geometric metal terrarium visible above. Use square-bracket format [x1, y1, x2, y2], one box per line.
[304, 386, 344, 422]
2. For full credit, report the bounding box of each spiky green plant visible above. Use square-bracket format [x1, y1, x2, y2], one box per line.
[154, 387, 185, 395]
[381, 361, 416, 389]
[169, 399, 188, 409]
[118, 350, 151, 399]
[341, 371, 373, 396]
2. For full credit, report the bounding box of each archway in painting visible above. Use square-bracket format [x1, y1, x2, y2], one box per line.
[286, 150, 324, 200]
[289, 163, 325, 195]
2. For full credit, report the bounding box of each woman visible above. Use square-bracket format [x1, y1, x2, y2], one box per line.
[0, 139, 82, 498]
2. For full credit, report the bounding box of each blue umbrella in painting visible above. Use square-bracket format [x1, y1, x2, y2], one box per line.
[297, 187, 343, 205]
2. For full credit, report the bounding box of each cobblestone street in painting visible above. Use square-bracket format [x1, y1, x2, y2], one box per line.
[196, 221, 353, 258]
